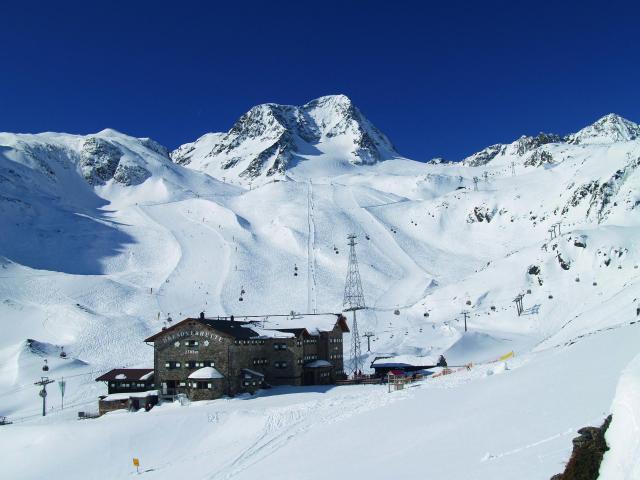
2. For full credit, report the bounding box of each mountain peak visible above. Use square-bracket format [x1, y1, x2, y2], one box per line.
[304, 94, 353, 108]
[567, 113, 640, 145]
[171, 95, 398, 183]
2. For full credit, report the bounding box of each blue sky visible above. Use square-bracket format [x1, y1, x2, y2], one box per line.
[1, 0, 638, 160]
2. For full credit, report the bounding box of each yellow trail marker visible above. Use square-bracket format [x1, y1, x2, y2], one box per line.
[498, 351, 514, 361]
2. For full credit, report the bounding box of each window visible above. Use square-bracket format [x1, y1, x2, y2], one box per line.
[273, 343, 287, 350]
[274, 361, 288, 369]
[179, 382, 186, 387]
[165, 361, 181, 369]
[186, 340, 199, 347]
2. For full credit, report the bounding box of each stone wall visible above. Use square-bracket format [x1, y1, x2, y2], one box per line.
[151, 318, 346, 400]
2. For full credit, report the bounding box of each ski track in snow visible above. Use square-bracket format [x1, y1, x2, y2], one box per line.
[207, 387, 410, 480]
[307, 180, 317, 313]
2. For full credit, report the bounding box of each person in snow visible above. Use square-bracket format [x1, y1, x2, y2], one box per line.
[437, 355, 448, 367]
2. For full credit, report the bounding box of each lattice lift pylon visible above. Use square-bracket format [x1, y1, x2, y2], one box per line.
[343, 234, 366, 375]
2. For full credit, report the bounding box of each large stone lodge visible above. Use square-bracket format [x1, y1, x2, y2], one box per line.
[95, 312, 349, 406]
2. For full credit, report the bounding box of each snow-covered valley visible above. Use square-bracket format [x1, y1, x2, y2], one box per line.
[1, 96, 639, 479]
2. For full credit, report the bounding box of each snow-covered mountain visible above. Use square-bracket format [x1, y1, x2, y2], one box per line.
[171, 95, 399, 184]
[1, 109, 639, 479]
[462, 113, 640, 167]
[567, 113, 640, 145]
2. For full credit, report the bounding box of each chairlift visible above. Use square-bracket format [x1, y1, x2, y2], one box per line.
[60, 347, 67, 359]
[393, 309, 400, 315]
[423, 312, 429, 317]
[42, 359, 49, 372]
[466, 300, 472, 306]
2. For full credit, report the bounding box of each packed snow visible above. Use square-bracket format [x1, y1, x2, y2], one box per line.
[0, 96, 639, 479]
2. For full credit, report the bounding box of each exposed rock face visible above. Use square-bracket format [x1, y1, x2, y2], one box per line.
[557, 253, 571, 270]
[467, 205, 496, 223]
[461, 114, 638, 169]
[515, 132, 562, 155]
[528, 265, 540, 275]
[78, 136, 157, 186]
[462, 133, 561, 167]
[551, 415, 612, 480]
[79, 137, 123, 185]
[524, 149, 554, 167]
[462, 144, 505, 167]
[139, 137, 170, 159]
[426, 157, 455, 165]
[567, 114, 640, 145]
[562, 156, 640, 222]
[171, 94, 399, 180]
[113, 163, 151, 186]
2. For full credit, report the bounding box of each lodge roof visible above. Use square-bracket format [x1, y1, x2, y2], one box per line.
[95, 368, 154, 382]
[262, 314, 350, 335]
[144, 317, 262, 342]
[271, 327, 309, 337]
[144, 314, 348, 342]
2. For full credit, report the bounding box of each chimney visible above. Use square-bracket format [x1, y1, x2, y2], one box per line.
[199, 311, 205, 320]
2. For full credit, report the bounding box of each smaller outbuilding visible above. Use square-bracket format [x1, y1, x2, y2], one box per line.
[370, 355, 437, 378]
[95, 368, 154, 395]
[98, 390, 158, 416]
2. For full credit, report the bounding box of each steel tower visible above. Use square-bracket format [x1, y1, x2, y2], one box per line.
[343, 234, 365, 374]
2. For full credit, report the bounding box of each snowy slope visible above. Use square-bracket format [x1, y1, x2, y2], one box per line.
[0, 108, 639, 479]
